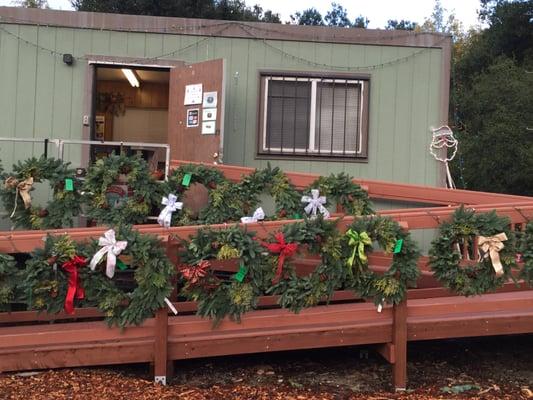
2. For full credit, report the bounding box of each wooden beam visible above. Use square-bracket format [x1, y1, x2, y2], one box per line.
[392, 300, 407, 390]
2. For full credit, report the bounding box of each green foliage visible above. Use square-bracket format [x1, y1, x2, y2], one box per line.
[70, 0, 281, 23]
[452, 0, 533, 195]
[386, 19, 417, 30]
[520, 221, 533, 285]
[82, 154, 160, 225]
[0, 253, 19, 312]
[306, 172, 374, 216]
[345, 216, 420, 306]
[429, 206, 518, 296]
[0, 156, 83, 229]
[290, 8, 324, 26]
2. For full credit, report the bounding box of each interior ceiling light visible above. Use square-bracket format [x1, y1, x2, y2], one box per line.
[122, 68, 140, 88]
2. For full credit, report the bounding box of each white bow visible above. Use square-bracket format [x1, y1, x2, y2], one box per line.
[301, 189, 330, 219]
[89, 229, 128, 278]
[157, 194, 183, 228]
[240, 207, 265, 224]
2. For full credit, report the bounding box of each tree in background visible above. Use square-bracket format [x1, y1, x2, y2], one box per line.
[290, 8, 324, 25]
[452, 0, 533, 195]
[70, 0, 280, 22]
[324, 2, 351, 27]
[13, 0, 49, 7]
[386, 19, 418, 30]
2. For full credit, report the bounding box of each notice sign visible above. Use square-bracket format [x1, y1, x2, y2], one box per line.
[187, 109, 199, 127]
[184, 83, 203, 105]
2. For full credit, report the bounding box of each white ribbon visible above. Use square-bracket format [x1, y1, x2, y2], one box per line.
[89, 229, 128, 279]
[157, 194, 183, 228]
[301, 189, 330, 219]
[240, 207, 265, 224]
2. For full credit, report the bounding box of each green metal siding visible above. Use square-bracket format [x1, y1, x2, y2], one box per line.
[0, 24, 444, 187]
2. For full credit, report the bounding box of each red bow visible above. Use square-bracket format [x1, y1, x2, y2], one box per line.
[180, 260, 210, 284]
[61, 256, 86, 315]
[262, 232, 298, 283]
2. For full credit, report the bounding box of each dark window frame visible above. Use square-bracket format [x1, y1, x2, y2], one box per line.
[256, 70, 370, 162]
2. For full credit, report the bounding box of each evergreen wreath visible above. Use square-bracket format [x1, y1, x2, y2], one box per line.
[237, 165, 302, 219]
[0, 253, 19, 312]
[304, 173, 374, 217]
[82, 154, 160, 225]
[164, 164, 229, 225]
[519, 221, 533, 286]
[0, 156, 82, 229]
[429, 206, 517, 296]
[177, 226, 269, 323]
[344, 216, 420, 307]
[23, 234, 94, 315]
[262, 218, 347, 312]
[84, 225, 175, 327]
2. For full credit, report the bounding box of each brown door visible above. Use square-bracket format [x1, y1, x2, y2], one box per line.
[167, 59, 225, 163]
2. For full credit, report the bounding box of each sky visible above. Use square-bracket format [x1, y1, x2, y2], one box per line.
[0, 0, 483, 30]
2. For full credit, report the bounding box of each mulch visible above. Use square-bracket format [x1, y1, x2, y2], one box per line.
[1, 335, 532, 399]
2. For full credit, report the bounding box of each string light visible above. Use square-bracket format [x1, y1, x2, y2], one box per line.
[0, 16, 448, 71]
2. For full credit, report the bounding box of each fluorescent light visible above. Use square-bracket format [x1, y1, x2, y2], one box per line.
[122, 68, 140, 87]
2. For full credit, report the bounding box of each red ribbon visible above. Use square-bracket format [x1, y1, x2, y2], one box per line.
[61, 256, 87, 315]
[262, 232, 298, 283]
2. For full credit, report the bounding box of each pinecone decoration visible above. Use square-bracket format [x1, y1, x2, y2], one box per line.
[39, 209, 49, 218]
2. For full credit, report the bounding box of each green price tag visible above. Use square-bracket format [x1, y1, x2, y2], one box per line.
[234, 264, 248, 283]
[65, 178, 74, 191]
[393, 239, 403, 254]
[116, 259, 128, 271]
[292, 213, 302, 219]
[182, 173, 192, 187]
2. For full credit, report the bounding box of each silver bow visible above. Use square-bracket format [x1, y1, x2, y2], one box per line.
[157, 194, 183, 228]
[240, 207, 265, 224]
[301, 189, 330, 219]
[89, 229, 128, 278]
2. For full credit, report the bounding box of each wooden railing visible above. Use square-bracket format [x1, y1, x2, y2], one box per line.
[1, 160, 533, 390]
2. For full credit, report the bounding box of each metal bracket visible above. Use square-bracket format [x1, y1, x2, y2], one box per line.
[154, 376, 167, 385]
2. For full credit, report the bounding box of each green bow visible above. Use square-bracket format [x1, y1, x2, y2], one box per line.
[346, 229, 372, 268]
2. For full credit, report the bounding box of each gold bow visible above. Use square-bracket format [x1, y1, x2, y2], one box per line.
[477, 233, 508, 277]
[4, 176, 34, 217]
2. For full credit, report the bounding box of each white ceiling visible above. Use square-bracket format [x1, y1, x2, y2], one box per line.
[97, 68, 169, 84]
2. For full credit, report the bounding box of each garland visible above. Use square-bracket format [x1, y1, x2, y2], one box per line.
[0, 253, 19, 312]
[344, 216, 420, 307]
[23, 227, 175, 326]
[429, 206, 517, 296]
[0, 157, 82, 229]
[520, 221, 533, 286]
[178, 227, 269, 323]
[82, 154, 160, 225]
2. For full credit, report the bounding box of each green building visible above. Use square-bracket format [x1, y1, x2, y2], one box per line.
[0, 6, 451, 188]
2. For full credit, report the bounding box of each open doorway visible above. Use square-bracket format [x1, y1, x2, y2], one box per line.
[91, 65, 170, 176]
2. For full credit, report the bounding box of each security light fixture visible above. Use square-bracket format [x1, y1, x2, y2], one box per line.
[122, 68, 140, 88]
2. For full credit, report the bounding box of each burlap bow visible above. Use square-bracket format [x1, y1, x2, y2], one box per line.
[477, 232, 508, 277]
[4, 176, 33, 217]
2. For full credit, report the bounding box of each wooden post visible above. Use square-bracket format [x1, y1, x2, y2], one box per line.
[392, 299, 407, 391]
[154, 308, 169, 385]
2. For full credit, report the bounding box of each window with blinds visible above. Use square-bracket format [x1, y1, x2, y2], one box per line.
[259, 74, 369, 160]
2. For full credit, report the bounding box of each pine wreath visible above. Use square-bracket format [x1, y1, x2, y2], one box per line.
[0, 156, 82, 229]
[303, 173, 374, 217]
[178, 226, 269, 323]
[82, 154, 160, 225]
[23, 234, 94, 315]
[164, 164, 229, 225]
[519, 221, 533, 286]
[0, 253, 19, 312]
[84, 225, 175, 327]
[262, 218, 347, 312]
[344, 216, 420, 307]
[429, 206, 517, 296]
